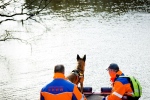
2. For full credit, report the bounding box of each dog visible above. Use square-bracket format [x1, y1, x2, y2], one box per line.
[67, 54, 86, 93]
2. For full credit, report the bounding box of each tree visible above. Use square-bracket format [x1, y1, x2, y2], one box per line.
[0, 0, 52, 42]
[0, 0, 52, 24]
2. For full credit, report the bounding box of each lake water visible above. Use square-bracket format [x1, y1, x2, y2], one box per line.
[0, 0, 150, 100]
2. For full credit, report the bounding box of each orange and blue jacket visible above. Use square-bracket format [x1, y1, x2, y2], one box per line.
[105, 70, 133, 100]
[40, 73, 86, 100]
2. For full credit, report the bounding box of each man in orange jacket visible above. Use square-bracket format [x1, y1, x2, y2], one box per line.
[40, 64, 87, 100]
[102, 63, 134, 100]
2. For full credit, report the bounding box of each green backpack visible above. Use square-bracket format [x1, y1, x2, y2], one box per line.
[119, 76, 142, 97]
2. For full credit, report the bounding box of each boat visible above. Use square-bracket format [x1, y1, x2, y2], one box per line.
[82, 87, 128, 100]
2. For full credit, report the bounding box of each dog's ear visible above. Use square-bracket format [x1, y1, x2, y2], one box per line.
[83, 55, 86, 62]
[77, 54, 80, 61]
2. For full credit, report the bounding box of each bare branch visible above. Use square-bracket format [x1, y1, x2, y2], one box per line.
[37, 0, 52, 13]
[0, 0, 52, 24]
[0, 13, 30, 17]
[0, 19, 15, 24]
[0, 30, 23, 42]
[0, 0, 13, 9]
[0, 30, 33, 53]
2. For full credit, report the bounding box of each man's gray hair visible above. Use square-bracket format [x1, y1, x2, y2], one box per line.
[54, 64, 65, 73]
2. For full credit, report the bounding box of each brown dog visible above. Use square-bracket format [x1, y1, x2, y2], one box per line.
[67, 54, 86, 93]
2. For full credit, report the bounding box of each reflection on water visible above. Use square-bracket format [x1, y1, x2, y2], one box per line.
[25, 0, 150, 13]
[24, 0, 150, 22]
[0, 0, 150, 100]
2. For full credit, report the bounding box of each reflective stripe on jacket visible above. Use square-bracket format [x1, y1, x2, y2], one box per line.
[106, 70, 133, 100]
[40, 73, 86, 100]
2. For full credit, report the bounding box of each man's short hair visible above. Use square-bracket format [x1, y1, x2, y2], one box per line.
[54, 64, 65, 73]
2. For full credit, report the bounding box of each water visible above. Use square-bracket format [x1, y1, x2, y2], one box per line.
[0, 0, 150, 100]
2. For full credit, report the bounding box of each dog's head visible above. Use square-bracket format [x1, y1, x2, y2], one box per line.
[77, 54, 86, 71]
